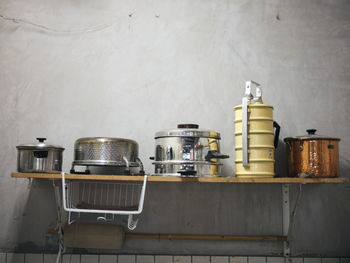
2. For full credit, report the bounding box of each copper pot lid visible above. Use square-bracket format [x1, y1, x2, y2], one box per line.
[284, 129, 340, 142]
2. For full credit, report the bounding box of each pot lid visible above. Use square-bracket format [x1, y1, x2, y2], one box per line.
[284, 129, 340, 142]
[16, 137, 65, 150]
[155, 124, 221, 139]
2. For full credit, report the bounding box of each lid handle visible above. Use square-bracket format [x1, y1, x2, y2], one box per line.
[306, 129, 317, 135]
[36, 137, 47, 143]
[177, 124, 199, 129]
[245, 80, 263, 104]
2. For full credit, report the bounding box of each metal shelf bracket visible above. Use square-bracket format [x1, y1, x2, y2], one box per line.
[282, 183, 303, 258]
[282, 183, 291, 257]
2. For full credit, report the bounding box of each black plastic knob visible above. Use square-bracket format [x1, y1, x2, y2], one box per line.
[177, 124, 199, 129]
[306, 129, 317, 135]
[36, 137, 47, 142]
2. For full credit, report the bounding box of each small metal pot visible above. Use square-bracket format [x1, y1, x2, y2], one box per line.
[71, 137, 143, 175]
[151, 124, 229, 177]
[16, 138, 64, 173]
[284, 129, 340, 178]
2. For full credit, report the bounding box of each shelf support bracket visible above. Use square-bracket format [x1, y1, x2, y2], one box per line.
[52, 179, 65, 263]
[282, 183, 303, 259]
[282, 183, 290, 257]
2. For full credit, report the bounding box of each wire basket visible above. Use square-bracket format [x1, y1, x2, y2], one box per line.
[61, 173, 147, 230]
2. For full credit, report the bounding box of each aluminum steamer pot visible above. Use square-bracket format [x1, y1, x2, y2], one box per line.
[17, 138, 64, 173]
[284, 129, 340, 178]
[71, 137, 143, 175]
[151, 124, 229, 177]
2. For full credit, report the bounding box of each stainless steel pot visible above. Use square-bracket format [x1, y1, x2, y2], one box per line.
[71, 137, 143, 175]
[151, 124, 229, 177]
[16, 138, 64, 173]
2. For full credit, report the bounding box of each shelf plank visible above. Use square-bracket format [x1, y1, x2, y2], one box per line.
[11, 173, 348, 183]
[125, 233, 287, 241]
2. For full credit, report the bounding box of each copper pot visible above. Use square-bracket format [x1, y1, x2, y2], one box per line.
[284, 129, 340, 178]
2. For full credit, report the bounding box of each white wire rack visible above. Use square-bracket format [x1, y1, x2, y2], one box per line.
[61, 172, 147, 230]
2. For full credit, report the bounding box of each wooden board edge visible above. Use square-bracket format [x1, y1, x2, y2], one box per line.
[11, 173, 348, 183]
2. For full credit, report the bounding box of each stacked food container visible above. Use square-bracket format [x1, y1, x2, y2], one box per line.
[234, 81, 280, 178]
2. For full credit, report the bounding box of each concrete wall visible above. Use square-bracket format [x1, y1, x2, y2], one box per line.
[0, 0, 349, 257]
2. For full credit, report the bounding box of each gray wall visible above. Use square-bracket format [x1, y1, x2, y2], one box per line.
[0, 0, 349, 257]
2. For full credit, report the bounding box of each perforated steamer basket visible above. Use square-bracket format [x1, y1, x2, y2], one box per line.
[73, 137, 139, 166]
[70, 137, 145, 175]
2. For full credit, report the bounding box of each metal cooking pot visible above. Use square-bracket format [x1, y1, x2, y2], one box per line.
[16, 138, 64, 173]
[151, 124, 229, 177]
[71, 137, 143, 175]
[284, 129, 340, 178]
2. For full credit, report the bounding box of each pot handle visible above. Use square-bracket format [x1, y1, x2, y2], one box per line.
[273, 121, 281, 148]
[242, 81, 263, 167]
[34, 150, 48, 158]
[245, 80, 263, 103]
[205, 150, 229, 162]
[36, 137, 47, 142]
[136, 157, 145, 175]
[122, 156, 131, 175]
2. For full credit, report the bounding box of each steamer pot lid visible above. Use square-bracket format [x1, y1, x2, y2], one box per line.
[284, 129, 340, 142]
[75, 137, 138, 145]
[16, 137, 65, 150]
[155, 124, 221, 139]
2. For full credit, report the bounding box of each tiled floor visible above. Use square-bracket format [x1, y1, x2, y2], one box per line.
[0, 253, 349, 263]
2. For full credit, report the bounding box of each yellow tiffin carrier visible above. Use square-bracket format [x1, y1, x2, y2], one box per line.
[234, 81, 280, 178]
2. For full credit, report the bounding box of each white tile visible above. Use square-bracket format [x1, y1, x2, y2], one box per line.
[26, 254, 43, 263]
[248, 257, 266, 263]
[81, 255, 98, 263]
[43, 254, 57, 263]
[0, 253, 5, 263]
[230, 257, 247, 263]
[267, 258, 284, 263]
[99, 255, 117, 263]
[304, 259, 321, 263]
[193, 256, 209, 263]
[62, 254, 80, 263]
[289, 259, 303, 263]
[212, 257, 229, 263]
[155, 256, 172, 263]
[137, 256, 154, 263]
[6, 253, 25, 263]
[118, 255, 135, 263]
[173, 257, 191, 263]
[322, 259, 339, 263]
[340, 259, 350, 263]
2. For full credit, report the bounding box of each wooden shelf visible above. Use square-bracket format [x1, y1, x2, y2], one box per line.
[11, 173, 348, 183]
